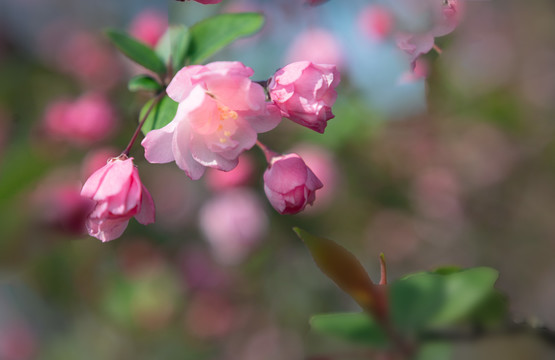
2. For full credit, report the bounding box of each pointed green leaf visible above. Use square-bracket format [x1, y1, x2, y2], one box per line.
[310, 312, 389, 347]
[432, 267, 499, 326]
[390, 267, 500, 334]
[294, 228, 378, 314]
[187, 12, 264, 64]
[105, 29, 167, 75]
[155, 25, 191, 73]
[128, 75, 162, 93]
[140, 95, 178, 136]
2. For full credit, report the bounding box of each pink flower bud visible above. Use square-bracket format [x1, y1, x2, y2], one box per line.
[268, 61, 340, 134]
[80, 156, 155, 242]
[129, 9, 168, 47]
[263, 153, 323, 215]
[43, 93, 117, 146]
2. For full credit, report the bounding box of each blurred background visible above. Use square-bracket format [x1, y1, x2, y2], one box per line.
[1, 0, 555, 359]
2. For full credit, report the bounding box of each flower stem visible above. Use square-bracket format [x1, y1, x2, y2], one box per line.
[255, 140, 279, 165]
[121, 91, 166, 157]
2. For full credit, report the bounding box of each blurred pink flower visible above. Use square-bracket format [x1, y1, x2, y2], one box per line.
[268, 61, 340, 133]
[285, 28, 344, 68]
[199, 188, 268, 264]
[43, 93, 117, 146]
[33, 179, 94, 235]
[54, 30, 122, 90]
[142, 61, 280, 180]
[263, 153, 323, 215]
[81, 147, 119, 180]
[358, 5, 395, 41]
[206, 153, 255, 191]
[399, 58, 429, 83]
[129, 9, 168, 47]
[395, 0, 462, 63]
[0, 323, 37, 360]
[81, 156, 155, 242]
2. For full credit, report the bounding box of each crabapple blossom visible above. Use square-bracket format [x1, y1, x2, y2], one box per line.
[199, 189, 267, 264]
[206, 153, 255, 191]
[81, 156, 155, 242]
[43, 93, 116, 146]
[129, 9, 168, 47]
[285, 29, 344, 68]
[358, 5, 395, 41]
[395, 0, 462, 63]
[142, 61, 280, 180]
[268, 61, 340, 134]
[263, 153, 323, 215]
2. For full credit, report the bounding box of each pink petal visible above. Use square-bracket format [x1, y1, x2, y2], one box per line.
[81, 159, 112, 198]
[86, 216, 130, 242]
[91, 159, 134, 200]
[135, 185, 155, 225]
[142, 120, 178, 164]
[173, 119, 206, 180]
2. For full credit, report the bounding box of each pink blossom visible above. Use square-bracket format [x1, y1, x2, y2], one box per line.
[129, 9, 168, 47]
[49, 29, 122, 90]
[81, 156, 155, 242]
[358, 5, 395, 41]
[81, 147, 119, 180]
[33, 180, 94, 235]
[43, 93, 116, 146]
[268, 61, 340, 134]
[142, 61, 281, 180]
[199, 189, 267, 264]
[285, 29, 344, 68]
[263, 153, 323, 215]
[395, 0, 462, 62]
[206, 153, 254, 191]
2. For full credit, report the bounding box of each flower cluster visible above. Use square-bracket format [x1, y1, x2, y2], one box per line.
[78, 59, 339, 242]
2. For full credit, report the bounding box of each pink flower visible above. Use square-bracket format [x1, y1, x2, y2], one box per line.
[142, 61, 281, 180]
[268, 61, 340, 134]
[81, 156, 155, 242]
[129, 9, 168, 47]
[206, 153, 254, 191]
[199, 189, 267, 264]
[263, 153, 323, 215]
[285, 29, 344, 68]
[43, 93, 116, 146]
[395, 0, 462, 62]
[358, 5, 395, 42]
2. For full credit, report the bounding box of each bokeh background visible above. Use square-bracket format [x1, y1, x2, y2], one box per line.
[1, 0, 555, 359]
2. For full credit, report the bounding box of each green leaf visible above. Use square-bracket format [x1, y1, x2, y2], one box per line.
[390, 272, 445, 333]
[415, 342, 452, 360]
[390, 267, 500, 334]
[140, 95, 178, 136]
[187, 12, 264, 64]
[310, 312, 389, 347]
[432, 267, 499, 326]
[128, 75, 162, 93]
[105, 29, 167, 75]
[155, 25, 191, 73]
[294, 228, 379, 315]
